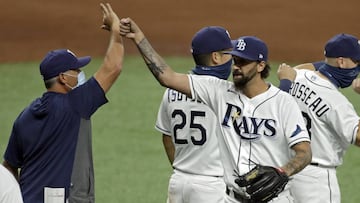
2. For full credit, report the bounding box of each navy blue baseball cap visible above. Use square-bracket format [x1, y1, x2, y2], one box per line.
[191, 26, 233, 55]
[40, 49, 91, 80]
[225, 36, 268, 61]
[324, 33, 360, 61]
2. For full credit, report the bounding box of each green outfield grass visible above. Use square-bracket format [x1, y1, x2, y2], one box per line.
[0, 56, 359, 202]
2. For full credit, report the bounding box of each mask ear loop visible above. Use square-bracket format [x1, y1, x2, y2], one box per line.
[61, 72, 78, 90]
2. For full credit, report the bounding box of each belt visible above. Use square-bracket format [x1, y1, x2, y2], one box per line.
[310, 163, 336, 168]
[226, 187, 252, 203]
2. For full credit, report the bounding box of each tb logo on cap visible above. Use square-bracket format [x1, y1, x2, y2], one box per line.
[235, 39, 247, 51]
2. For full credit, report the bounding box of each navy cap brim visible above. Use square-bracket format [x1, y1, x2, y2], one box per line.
[222, 50, 258, 61]
[73, 56, 91, 69]
[231, 40, 237, 47]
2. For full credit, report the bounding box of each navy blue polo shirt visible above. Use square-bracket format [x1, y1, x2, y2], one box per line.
[4, 77, 107, 203]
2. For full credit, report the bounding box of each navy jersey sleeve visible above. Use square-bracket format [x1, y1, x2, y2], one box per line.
[68, 77, 108, 119]
[3, 117, 24, 168]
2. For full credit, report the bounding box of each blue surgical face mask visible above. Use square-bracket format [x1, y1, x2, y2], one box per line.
[192, 58, 232, 80]
[318, 64, 360, 88]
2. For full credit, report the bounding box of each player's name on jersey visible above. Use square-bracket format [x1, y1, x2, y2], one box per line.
[168, 89, 204, 104]
[289, 82, 330, 117]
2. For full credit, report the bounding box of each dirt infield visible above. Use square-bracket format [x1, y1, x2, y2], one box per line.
[1, 0, 359, 63]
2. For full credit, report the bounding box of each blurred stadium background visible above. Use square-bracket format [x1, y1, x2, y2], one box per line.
[0, 1, 359, 202]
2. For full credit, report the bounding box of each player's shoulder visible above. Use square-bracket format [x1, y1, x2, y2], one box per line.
[190, 74, 231, 86]
[268, 84, 289, 97]
[268, 84, 297, 103]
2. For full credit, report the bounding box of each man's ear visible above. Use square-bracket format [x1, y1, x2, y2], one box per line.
[257, 61, 266, 72]
[336, 57, 346, 68]
[58, 73, 66, 85]
[211, 52, 222, 64]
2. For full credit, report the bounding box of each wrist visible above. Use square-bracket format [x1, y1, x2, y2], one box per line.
[277, 167, 289, 176]
[279, 79, 292, 92]
[134, 32, 145, 44]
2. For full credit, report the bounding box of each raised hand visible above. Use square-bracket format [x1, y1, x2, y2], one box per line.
[120, 17, 145, 43]
[100, 3, 120, 33]
[277, 63, 296, 81]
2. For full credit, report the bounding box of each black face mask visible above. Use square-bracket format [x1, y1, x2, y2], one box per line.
[318, 64, 360, 88]
[192, 59, 232, 80]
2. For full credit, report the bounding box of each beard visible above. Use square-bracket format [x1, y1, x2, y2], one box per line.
[233, 68, 257, 90]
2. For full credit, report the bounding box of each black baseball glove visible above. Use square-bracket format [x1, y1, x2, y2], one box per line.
[234, 165, 289, 203]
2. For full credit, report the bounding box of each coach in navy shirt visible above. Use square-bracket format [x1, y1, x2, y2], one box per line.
[2, 3, 124, 203]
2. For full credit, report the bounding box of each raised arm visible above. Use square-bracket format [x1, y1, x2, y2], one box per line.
[93, 3, 124, 93]
[119, 17, 191, 97]
[277, 63, 297, 92]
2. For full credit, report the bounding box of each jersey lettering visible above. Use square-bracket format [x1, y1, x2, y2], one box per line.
[222, 103, 276, 140]
[290, 82, 330, 117]
[169, 89, 203, 104]
[301, 111, 312, 139]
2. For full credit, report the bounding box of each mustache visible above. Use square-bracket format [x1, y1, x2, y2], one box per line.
[233, 70, 243, 76]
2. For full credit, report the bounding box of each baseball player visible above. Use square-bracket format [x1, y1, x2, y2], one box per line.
[277, 33, 360, 203]
[155, 26, 233, 203]
[0, 164, 23, 203]
[280, 61, 360, 94]
[2, 3, 124, 203]
[120, 18, 312, 203]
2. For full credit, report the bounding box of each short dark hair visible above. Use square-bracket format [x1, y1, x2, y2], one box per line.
[261, 63, 271, 79]
[192, 53, 212, 66]
[44, 77, 58, 89]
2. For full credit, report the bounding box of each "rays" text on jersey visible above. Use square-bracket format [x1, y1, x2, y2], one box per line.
[221, 103, 276, 140]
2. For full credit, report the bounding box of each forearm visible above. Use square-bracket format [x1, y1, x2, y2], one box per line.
[136, 37, 172, 87]
[95, 3, 124, 93]
[121, 18, 191, 96]
[281, 142, 312, 176]
[162, 135, 175, 165]
[103, 30, 124, 74]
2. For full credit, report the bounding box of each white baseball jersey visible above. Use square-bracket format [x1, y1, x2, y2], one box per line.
[290, 69, 359, 166]
[0, 164, 23, 203]
[155, 84, 226, 203]
[289, 69, 359, 203]
[188, 75, 310, 195]
[155, 87, 224, 176]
